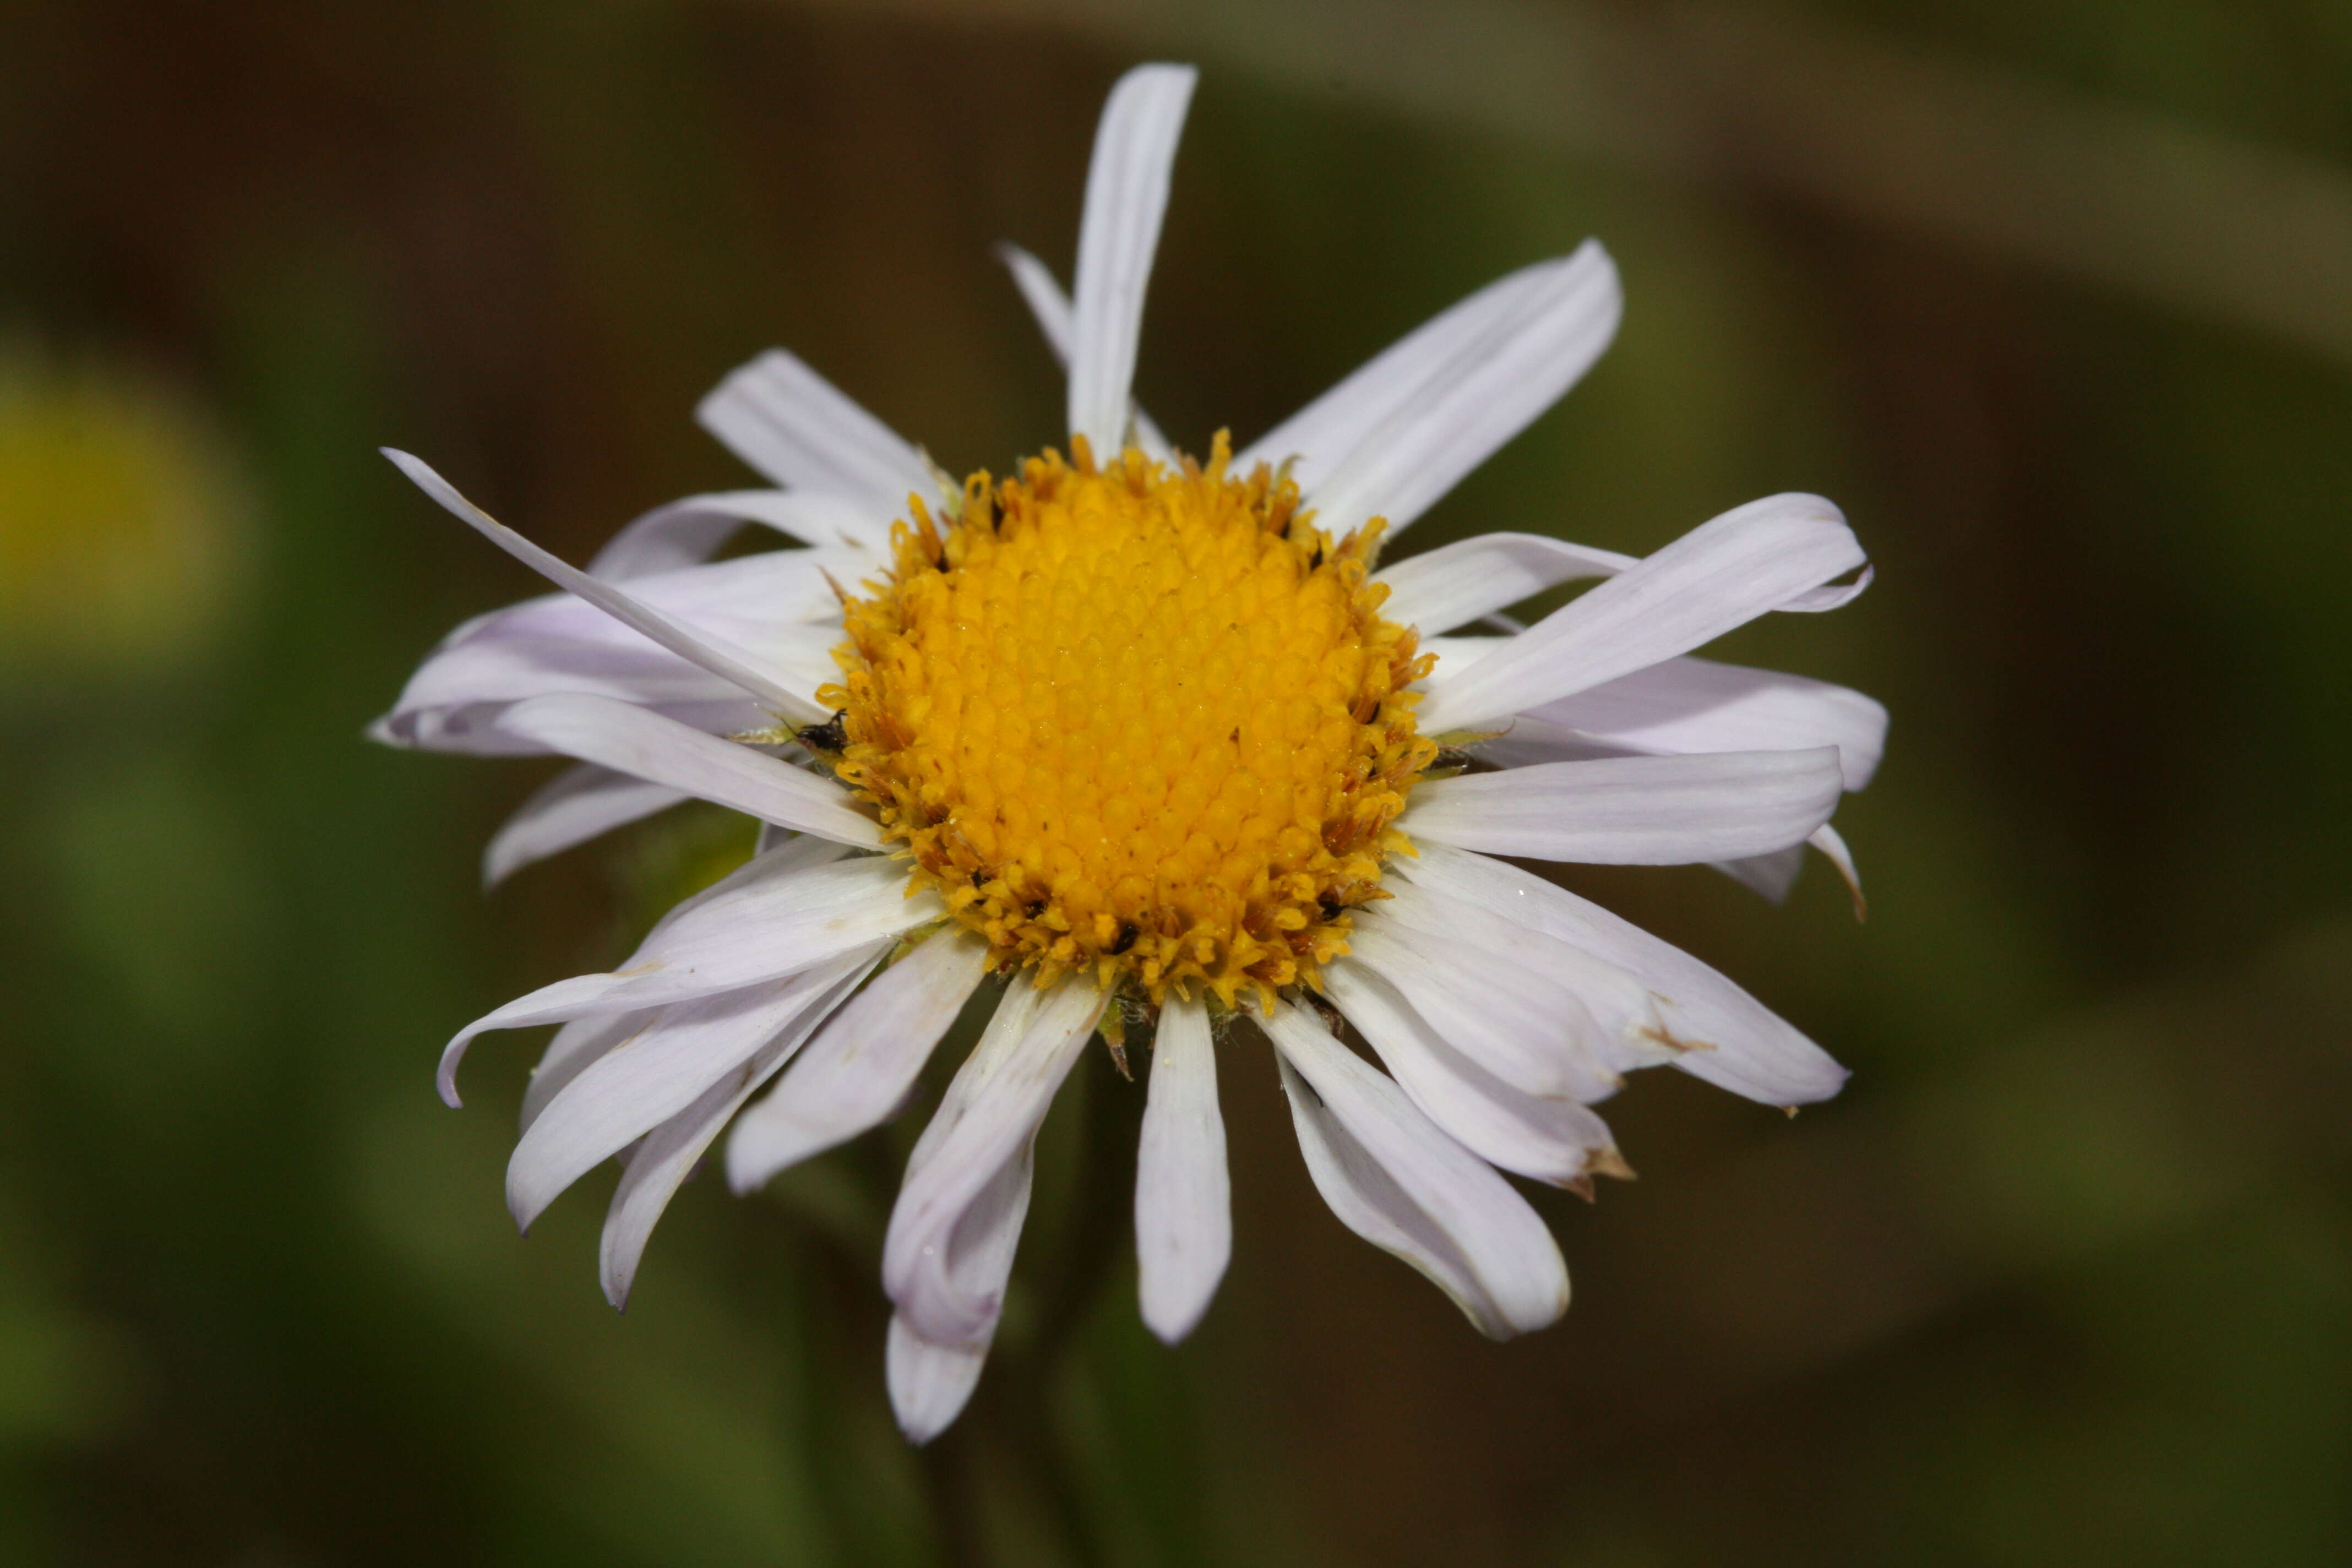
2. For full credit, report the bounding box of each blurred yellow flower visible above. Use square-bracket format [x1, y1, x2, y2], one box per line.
[0, 344, 247, 674]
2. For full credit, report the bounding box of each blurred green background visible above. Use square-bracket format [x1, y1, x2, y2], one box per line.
[4, 0, 2350, 1561]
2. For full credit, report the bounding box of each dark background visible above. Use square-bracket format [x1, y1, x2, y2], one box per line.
[3, 0, 2349, 1562]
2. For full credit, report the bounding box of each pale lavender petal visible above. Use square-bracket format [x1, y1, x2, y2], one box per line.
[1265, 1003, 1569, 1338]
[725, 931, 990, 1193]
[482, 764, 689, 889]
[1066, 64, 1197, 455]
[1300, 242, 1619, 541]
[1418, 492, 1865, 734]
[695, 350, 937, 514]
[1391, 844, 1848, 1104]
[883, 981, 1105, 1347]
[510, 946, 879, 1234]
[598, 947, 885, 1306]
[382, 449, 828, 723]
[1134, 994, 1228, 1343]
[1402, 748, 1844, 864]
[493, 693, 879, 846]
[1372, 532, 1632, 635]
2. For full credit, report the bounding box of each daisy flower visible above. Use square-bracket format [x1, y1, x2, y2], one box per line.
[377, 63, 1883, 1442]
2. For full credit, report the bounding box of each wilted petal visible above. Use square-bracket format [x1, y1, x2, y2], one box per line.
[882, 981, 1104, 1347]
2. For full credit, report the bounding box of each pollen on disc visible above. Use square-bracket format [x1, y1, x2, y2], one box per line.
[823, 437, 1437, 1006]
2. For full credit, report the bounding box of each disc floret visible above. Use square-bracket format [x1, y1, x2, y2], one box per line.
[817, 434, 1436, 1008]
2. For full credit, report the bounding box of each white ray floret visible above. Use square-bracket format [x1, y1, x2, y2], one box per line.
[1417, 491, 1866, 734]
[695, 349, 940, 516]
[1266, 1003, 1570, 1339]
[997, 243, 1174, 462]
[1066, 64, 1196, 456]
[883, 981, 1107, 1348]
[493, 693, 879, 845]
[1135, 994, 1230, 1344]
[727, 932, 992, 1193]
[483, 763, 689, 889]
[1299, 241, 1621, 542]
[600, 951, 881, 1308]
[383, 449, 829, 725]
[1401, 747, 1845, 864]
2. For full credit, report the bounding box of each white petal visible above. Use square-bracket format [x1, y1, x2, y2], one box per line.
[1322, 960, 1619, 1185]
[1134, 994, 1229, 1344]
[521, 1009, 653, 1133]
[1373, 876, 1669, 1073]
[1344, 914, 1625, 1101]
[1477, 655, 1889, 791]
[694, 350, 937, 514]
[1709, 843, 1807, 904]
[509, 946, 880, 1234]
[384, 647, 761, 752]
[1372, 532, 1632, 635]
[459, 549, 864, 647]
[1391, 844, 1849, 1104]
[1418, 493, 1866, 734]
[437, 850, 932, 1105]
[1264, 1003, 1568, 1338]
[1422, 634, 1507, 671]
[886, 1313, 989, 1445]
[999, 242, 1076, 361]
[374, 549, 867, 755]
[883, 981, 1106, 1346]
[1066, 64, 1197, 456]
[885, 1130, 1039, 1441]
[482, 764, 689, 888]
[493, 693, 879, 846]
[1237, 258, 1576, 491]
[383, 449, 827, 723]
[995, 244, 1175, 464]
[1783, 563, 1875, 613]
[1299, 242, 1620, 541]
[725, 930, 990, 1193]
[598, 949, 882, 1307]
[1809, 823, 1867, 919]
[587, 489, 892, 578]
[1403, 748, 1843, 864]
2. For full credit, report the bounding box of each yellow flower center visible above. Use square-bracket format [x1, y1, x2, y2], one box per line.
[819, 435, 1436, 1009]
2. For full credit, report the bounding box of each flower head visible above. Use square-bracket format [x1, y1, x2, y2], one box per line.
[378, 63, 1883, 1443]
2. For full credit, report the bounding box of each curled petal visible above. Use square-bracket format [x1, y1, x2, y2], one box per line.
[1265, 1003, 1568, 1338]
